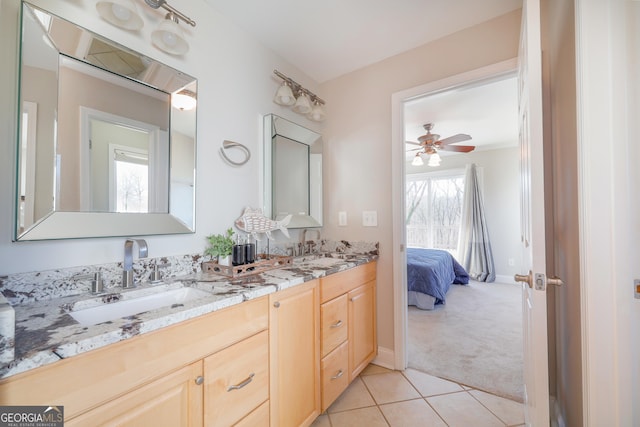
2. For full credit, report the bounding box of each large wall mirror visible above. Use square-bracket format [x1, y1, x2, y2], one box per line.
[263, 114, 322, 229]
[15, 2, 197, 241]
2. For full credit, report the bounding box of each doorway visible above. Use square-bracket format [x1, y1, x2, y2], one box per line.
[391, 58, 524, 400]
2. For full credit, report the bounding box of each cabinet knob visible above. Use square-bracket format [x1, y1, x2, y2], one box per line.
[273, 301, 280, 308]
[195, 376, 204, 385]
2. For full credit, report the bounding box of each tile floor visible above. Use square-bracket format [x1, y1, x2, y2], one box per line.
[311, 364, 525, 427]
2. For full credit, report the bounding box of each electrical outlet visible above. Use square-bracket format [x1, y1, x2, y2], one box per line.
[362, 211, 378, 227]
[338, 211, 347, 226]
[508, 258, 515, 266]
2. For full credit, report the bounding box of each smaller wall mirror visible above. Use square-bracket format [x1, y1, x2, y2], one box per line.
[264, 114, 322, 228]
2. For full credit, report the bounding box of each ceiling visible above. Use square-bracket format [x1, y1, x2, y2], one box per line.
[203, 0, 522, 83]
[404, 75, 519, 159]
[203, 0, 522, 155]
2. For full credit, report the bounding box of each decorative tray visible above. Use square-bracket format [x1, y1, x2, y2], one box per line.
[201, 254, 293, 278]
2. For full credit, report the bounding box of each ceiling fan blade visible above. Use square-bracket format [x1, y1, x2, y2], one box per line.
[407, 147, 422, 152]
[440, 144, 476, 153]
[405, 141, 421, 146]
[437, 134, 472, 145]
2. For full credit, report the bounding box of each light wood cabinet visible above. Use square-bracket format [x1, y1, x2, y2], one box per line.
[0, 297, 269, 425]
[66, 362, 203, 427]
[319, 262, 377, 411]
[204, 330, 269, 426]
[269, 280, 320, 427]
[348, 280, 377, 380]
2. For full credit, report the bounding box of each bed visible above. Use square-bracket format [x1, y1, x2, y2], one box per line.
[407, 248, 469, 310]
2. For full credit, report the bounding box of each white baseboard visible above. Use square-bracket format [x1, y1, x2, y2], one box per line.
[495, 274, 517, 284]
[372, 346, 395, 370]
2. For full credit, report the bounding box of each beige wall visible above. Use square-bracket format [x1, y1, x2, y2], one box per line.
[320, 10, 522, 351]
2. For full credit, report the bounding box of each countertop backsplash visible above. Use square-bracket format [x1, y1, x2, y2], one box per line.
[0, 240, 379, 306]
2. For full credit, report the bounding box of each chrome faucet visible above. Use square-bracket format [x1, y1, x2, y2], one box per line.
[301, 229, 321, 255]
[123, 239, 148, 288]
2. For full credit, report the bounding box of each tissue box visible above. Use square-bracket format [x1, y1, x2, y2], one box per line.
[0, 293, 15, 364]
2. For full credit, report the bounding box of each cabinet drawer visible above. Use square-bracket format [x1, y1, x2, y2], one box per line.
[204, 330, 269, 427]
[320, 261, 377, 303]
[234, 400, 269, 427]
[321, 294, 348, 357]
[321, 340, 349, 412]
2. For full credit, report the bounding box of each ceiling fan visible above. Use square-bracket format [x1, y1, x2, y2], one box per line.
[406, 123, 475, 156]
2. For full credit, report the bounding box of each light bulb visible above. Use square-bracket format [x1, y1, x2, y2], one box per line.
[111, 3, 131, 21]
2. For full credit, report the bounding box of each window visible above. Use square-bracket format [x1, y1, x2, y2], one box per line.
[406, 171, 465, 256]
[110, 145, 149, 213]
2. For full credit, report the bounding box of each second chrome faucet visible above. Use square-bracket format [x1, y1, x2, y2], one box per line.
[123, 239, 148, 288]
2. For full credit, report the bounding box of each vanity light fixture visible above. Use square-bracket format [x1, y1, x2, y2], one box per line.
[98, 0, 196, 55]
[96, 0, 144, 30]
[273, 70, 326, 122]
[274, 81, 296, 106]
[171, 89, 196, 110]
[151, 12, 189, 55]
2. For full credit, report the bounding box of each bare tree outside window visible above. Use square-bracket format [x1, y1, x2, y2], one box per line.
[406, 173, 465, 257]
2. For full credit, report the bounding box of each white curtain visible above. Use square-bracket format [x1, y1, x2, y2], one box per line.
[458, 163, 495, 282]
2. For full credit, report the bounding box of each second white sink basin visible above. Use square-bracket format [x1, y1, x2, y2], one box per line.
[69, 287, 212, 326]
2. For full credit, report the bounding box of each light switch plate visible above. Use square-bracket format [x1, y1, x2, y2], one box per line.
[338, 211, 347, 226]
[362, 211, 378, 227]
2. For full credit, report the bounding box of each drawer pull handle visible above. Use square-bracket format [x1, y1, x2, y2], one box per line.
[227, 373, 255, 391]
[331, 370, 344, 380]
[273, 301, 280, 308]
[195, 376, 204, 385]
[330, 320, 343, 328]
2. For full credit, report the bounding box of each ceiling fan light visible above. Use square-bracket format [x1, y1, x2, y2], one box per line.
[428, 152, 441, 167]
[274, 81, 295, 106]
[412, 153, 424, 166]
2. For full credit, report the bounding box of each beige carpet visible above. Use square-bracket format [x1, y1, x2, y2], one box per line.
[407, 280, 524, 402]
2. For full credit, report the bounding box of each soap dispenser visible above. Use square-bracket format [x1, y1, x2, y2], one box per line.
[232, 235, 246, 266]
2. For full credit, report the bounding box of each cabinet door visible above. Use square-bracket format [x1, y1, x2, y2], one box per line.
[204, 330, 269, 427]
[348, 280, 377, 380]
[66, 362, 203, 427]
[269, 280, 320, 427]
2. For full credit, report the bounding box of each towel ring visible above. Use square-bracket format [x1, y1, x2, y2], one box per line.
[220, 140, 251, 166]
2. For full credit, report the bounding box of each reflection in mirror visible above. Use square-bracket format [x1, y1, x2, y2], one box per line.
[264, 114, 322, 229]
[16, 2, 197, 240]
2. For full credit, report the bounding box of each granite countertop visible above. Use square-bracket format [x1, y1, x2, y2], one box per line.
[1, 253, 377, 379]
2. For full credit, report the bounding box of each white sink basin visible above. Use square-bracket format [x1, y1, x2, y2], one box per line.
[69, 287, 212, 326]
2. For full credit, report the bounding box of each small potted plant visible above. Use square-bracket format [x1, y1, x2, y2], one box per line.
[205, 228, 235, 266]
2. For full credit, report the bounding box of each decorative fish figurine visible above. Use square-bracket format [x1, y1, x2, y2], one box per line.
[235, 207, 291, 239]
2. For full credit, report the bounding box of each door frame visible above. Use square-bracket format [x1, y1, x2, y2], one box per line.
[390, 58, 518, 369]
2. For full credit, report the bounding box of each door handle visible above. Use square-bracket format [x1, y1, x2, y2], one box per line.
[515, 271, 563, 290]
[514, 271, 533, 288]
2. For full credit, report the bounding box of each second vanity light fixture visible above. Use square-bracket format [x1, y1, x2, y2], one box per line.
[96, 0, 196, 55]
[273, 70, 326, 122]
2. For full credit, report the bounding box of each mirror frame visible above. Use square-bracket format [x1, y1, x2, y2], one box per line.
[263, 114, 323, 229]
[15, 2, 197, 241]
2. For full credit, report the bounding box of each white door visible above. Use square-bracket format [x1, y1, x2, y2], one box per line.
[515, 0, 551, 425]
